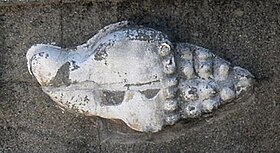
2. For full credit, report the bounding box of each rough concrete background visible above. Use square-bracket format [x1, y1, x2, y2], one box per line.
[0, 0, 279, 152]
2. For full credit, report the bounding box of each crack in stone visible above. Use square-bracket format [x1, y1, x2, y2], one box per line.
[124, 80, 160, 87]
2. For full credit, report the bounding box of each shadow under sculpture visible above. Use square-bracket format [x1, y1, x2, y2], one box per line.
[26, 21, 254, 132]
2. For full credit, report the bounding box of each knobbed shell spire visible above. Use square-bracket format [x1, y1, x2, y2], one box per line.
[26, 21, 254, 132]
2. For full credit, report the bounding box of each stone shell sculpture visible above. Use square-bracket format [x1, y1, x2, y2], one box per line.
[26, 21, 254, 132]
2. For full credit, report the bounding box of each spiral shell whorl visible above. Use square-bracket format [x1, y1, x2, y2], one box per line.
[176, 43, 254, 119]
[177, 44, 220, 118]
[158, 43, 180, 126]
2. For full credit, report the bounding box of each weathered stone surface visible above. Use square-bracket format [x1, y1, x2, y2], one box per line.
[0, 0, 124, 6]
[1, 0, 280, 152]
[0, 0, 59, 6]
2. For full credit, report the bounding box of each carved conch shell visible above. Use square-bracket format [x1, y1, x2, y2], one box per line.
[26, 21, 254, 132]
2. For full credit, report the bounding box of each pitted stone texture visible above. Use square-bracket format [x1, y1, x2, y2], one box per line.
[26, 21, 254, 132]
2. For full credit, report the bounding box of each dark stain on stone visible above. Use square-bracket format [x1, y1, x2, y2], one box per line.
[49, 62, 71, 87]
[188, 87, 197, 95]
[101, 90, 125, 106]
[140, 89, 160, 99]
[94, 46, 108, 61]
[38, 52, 44, 57]
[84, 96, 90, 103]
[125, 28, 169, 42]
[70, 60, 80, 71]
[38, 52, 49, 59]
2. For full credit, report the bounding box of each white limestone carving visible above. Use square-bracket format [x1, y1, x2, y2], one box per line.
[26, 21, 254, 132]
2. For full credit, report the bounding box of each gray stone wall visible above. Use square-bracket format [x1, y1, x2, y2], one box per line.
[0, 0, 279, 152]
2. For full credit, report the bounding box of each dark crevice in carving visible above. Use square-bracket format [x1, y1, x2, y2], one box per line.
[101, 90, 125, 106]
[140, 89, 160, 99]
[49, 62, 71, 87]
[124, 80, 160, 87]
